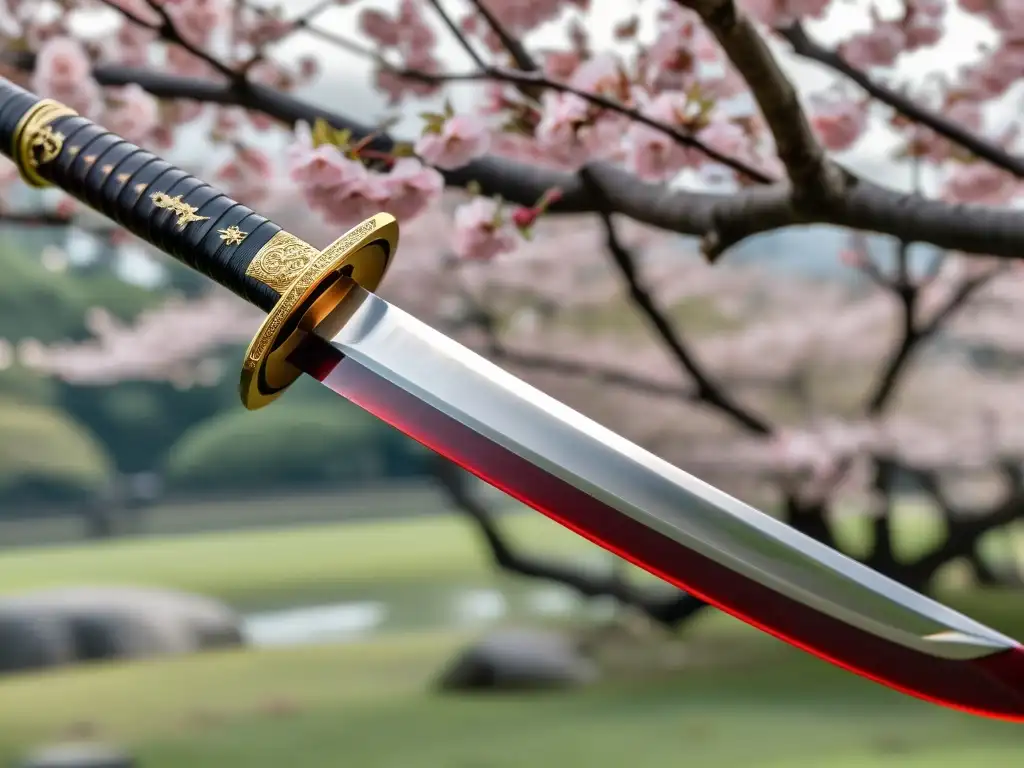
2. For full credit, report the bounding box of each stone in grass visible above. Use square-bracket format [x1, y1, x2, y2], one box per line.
[0, 586, 244, 674]
[15, 742, 136, 768]
[436, 627, 599, 692]
[0, 610, 77, 673]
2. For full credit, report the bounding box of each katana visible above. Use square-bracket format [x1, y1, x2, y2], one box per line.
[4, 79, 1024, 721]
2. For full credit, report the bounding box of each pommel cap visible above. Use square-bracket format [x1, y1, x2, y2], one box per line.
[239, 213, 399, 410]
[11, 98, 78, 188]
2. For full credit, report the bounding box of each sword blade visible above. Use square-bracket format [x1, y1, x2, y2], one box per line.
[289, 284, 1024, 720]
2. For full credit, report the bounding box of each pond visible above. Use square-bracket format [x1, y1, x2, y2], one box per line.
[241, 581, 614, 647]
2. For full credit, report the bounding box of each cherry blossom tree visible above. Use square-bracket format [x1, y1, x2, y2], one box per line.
[19, 203, 1024, 623]
[4, 0, 1024, 625]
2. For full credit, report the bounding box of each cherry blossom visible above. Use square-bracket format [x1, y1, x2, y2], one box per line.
[377, 158, 444, 221]
[165, 0, 230, 48]
[625, 90, 719, 180]
[533, 91, 626, 169]
[21, 294, 262, 386]
[468, 0, 588, 36]
[943, 162, 1020, 205]
[33, 207, 1024, 507]
[2, 1, 1024, 463]
[101, 84, 159, 146]
[414, 115, 492, 170]
[452, 197, 521, 261]
[31, 37, 102, 117]
[6, 0, 1024, 603]
[2, 0, 1022, 260]
[112, 20, 157, 67]
[840, 23, 907, 69]
[360, 9, 402, 47]
[739, 0, 831, 27]
[809, 97, 869, 152]
[214, 146, 275, 208]
[903, 0, 945, 49]
[698, 120, 751, 162]
[284, 123, 385, 228]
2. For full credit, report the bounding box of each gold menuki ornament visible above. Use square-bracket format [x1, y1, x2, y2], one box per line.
[150, 192, 210, 230]
[217, 225, 247, 245]
[239, 212, 399, 410]
[12, 98, 78, 188]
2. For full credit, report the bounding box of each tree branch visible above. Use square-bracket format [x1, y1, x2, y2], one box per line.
[424, 0, 488, 70]
[489, 345, 697, 400]
[410, 0, 772, 180]
[0, 211, 75, 226]
[460, 0, 543, 100]
[400, 66, 774, 183]
[866, 262, 999, 413]
[244, 1, 380, 61]
[904, 460, 1024, 586]
[674, 0, 843, 202]
[465, 0, 539, 72]
[864, 241, 919, 415]
[778, 22, 1024, 178]
[9, 55, 1024, 261]
[702, 171, 1024, 262]
[582, 167, 774, 435]
[103, 0, 237, 81]
[865, 457, 897, 571]
[95, 0, 158, 30]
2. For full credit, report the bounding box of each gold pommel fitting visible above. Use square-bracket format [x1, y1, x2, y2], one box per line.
[239, 212, 400, 410]
[12, 98, 78, 188]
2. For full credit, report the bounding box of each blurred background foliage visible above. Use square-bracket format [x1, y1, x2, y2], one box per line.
[0, 236, 433, 521]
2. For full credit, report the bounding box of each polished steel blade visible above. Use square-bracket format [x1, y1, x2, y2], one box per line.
[288, 284, 1024, 721]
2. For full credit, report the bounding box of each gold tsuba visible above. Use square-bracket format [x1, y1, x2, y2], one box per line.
[238, 213, 400, 410]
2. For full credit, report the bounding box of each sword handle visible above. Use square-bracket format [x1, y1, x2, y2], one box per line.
[0, 78, 399, 409]
[0, 80, 282, 311]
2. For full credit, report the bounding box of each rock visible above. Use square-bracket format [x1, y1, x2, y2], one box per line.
[0, 610, 75, 673]
[15, 742, 136, 768]
[436, 627, 599, 692]
[0, 586, 244, 675]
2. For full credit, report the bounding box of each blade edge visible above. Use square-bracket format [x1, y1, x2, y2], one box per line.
[324, 290, 1016, 659]
[291, 335, 1024, 721]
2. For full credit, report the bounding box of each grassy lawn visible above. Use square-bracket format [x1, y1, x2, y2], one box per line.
[0, 502, 1022, 766]
[0, 624, 1022, 768]
[0, 512, 598, 607]
[0, 482, 458, 548]
[0, 497, 1018, 607]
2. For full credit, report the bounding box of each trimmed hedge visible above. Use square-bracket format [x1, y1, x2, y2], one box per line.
[0, 401, 114, 505]
[0, 365, 58, 406]
[164, 400, 432, 491]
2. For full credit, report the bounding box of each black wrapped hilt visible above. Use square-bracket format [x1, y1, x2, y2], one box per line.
[0, 77, 400, 410]
[0, 78, 283, 311]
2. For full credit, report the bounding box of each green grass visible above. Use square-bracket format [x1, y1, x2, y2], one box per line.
[0, 622, 1022, 768]
[1, 501, 1024, 766]
[0, 498, 1021, 607]
[0, 482, 458, 548]
[0, 512, 597, 607]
